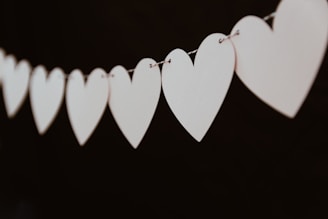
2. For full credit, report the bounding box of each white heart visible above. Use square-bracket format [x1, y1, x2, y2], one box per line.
[30, 66, 66, 135]
[162, 33, 235, 142]
[66, 68, 109, 146]
[0, 48, 5, 85]
[2, 56, 31, 118]
[108, 58, 161, 148]
[231, 0, 328, 118]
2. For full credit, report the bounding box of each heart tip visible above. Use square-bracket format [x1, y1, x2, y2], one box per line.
[38, 129, 46, 135]
[194, 135, 204, 143]
[130, 142, 140, 150]
[285, 113, 297, 119]
[77, 138, 88, 147]
[126, 137, 142, 149]
[280, 109, 298, 119]
[36, 125, 48, 135]
[7, 112, 16, 119]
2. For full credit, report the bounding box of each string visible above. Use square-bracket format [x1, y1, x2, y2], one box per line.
[125, 11, 276, 74]
[263, 12, 276, 21]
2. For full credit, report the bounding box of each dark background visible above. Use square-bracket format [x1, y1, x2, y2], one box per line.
[0, 0, 327, 218]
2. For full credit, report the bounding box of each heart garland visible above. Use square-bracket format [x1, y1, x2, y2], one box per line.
[0, 0, 327, 148]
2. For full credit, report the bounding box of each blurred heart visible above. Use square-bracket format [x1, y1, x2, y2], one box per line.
[30, 66, 65, 135]
[2, 56, 31, 118]
[0, 48, 5, 85]
[66, 68, 109, 146]
[231, 0, 328, 118]
[108, 58, 161, 148]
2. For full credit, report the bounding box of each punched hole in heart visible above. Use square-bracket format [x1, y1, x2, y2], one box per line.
[67, 73, 90, 81]
[149, 59, 171, 68]
[100, 73, 108, 79]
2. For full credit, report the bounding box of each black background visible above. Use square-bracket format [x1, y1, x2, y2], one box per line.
[0, 0, 328, 218]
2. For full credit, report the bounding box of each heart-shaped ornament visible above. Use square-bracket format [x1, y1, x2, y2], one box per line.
[2, 56, 31, 118]
[162, 33, 235, 142]
[0, 48, 5, 85]
[30, 66, 66, 135]
[108, 58, 161, 148]
[231, 0, 328, 118]
[66, 68, 109, 146]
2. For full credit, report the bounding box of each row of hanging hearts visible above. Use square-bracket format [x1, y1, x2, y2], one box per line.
[0, 0, 327, 148]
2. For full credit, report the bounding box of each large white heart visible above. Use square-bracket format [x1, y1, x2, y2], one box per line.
[0, 48, 5, 85]
[30, 66, 66, 135]
[66, 68, 109, 146]
[231, 0, 328, 118]
[162, 33, 235, 142]
[108, 58, 161, 148]
[2, 56, 31, 118]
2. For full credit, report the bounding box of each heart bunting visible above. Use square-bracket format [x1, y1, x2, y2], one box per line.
[230, 0, 328, 118]
[0, 0, 327, 146]
[162, 33, 235, 142]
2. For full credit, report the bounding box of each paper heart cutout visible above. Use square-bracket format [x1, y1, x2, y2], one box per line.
[231, 0, 328, 118]
[2, 56, 31, 118]
[30, 66, 66, 135]
[66, 69, 109, 146]
[0, 48, 5, 85]
[108, 58, 161, 148]
[162, 33, 235, 141]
